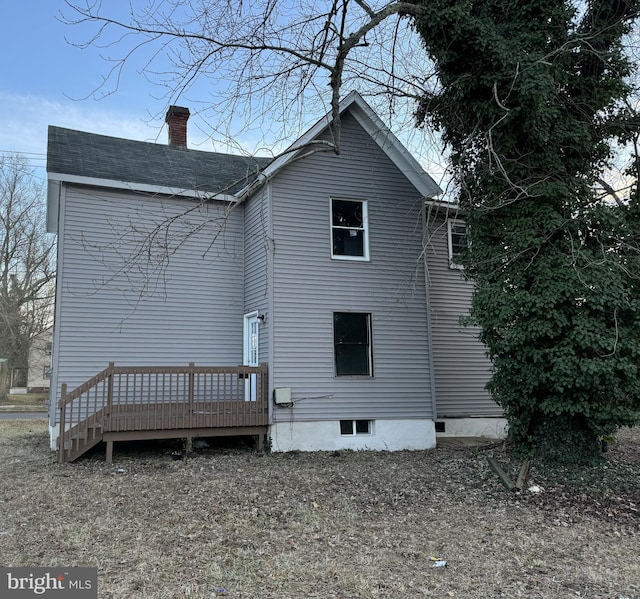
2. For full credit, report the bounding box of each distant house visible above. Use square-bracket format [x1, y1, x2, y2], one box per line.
[46, 92, 503, 462]
[27, 327, 53, 392]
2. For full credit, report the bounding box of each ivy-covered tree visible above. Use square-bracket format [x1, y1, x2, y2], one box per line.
[65, 0, 640, 461]
[412, 0, 640, 461]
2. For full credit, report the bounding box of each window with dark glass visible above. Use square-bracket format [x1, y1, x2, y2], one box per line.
[333, 312, 372, 376]
[340, 419, 372, 435]
[331, 199, 369, 259]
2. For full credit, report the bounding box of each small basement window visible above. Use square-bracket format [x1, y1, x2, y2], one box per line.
[340, 420, 372, 435]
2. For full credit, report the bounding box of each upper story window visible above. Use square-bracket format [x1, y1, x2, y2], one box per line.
[331, 198, 369, 260]
[447, 219, 467, 269]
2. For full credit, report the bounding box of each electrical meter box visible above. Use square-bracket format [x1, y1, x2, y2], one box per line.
[274, 388, 292, 405]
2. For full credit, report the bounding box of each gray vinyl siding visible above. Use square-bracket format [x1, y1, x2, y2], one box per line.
[269, 113, 434, 422]
[51, 185, 245, 421]
[244, 187, 271, 364]
[425, 211, 501, 416]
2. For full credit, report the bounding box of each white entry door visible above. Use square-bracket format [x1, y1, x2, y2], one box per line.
[243, 312, 259, 401]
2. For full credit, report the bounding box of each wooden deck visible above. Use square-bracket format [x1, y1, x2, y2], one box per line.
[57, 363, 269, 463]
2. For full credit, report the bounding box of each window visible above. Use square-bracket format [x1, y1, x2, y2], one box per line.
[45, 342, 52, 356]
[43, 366, 51, 380]
[334, 312, 372, 376]
[447, 219, 467, 269]
[340, 420, 372, 435]
[331, 198, 369, 260]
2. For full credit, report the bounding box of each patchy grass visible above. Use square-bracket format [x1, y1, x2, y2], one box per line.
[0, 419, 638, 598]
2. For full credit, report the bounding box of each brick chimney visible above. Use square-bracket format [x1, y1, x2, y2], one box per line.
[165, 106, 190, 149]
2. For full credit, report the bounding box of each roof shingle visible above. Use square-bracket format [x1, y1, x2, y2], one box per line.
[47, 126, 271, 195]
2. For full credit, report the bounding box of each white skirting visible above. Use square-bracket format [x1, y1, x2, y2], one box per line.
[269, 419, 436, 452]
[435, 417, 508, 439]
[49, 423, 59, 450]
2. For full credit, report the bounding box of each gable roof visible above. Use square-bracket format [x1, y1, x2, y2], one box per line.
[47, 92, 441, 228]
[47, 126, 271, 198]
[237, 91, 442, 200]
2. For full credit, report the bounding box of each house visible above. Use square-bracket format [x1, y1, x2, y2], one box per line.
[27, 327, 53, 392]
[46, 92, 504, 462]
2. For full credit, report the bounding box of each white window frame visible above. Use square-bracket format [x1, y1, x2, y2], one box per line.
[330, 198, 370, 261]
[447, 218, 467, 269]
[340, 419, 373, 436]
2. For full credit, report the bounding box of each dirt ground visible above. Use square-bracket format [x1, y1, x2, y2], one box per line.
[0, 420, 638, 599]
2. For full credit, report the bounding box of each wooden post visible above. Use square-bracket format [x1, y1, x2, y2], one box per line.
[261, 363, 268, 424]
[106, 440, 113, 464]
[487, 457, 517, 491]
[58, 383, 67, 463]
[188, 362, 195, 429]
[106, 363, 114, 430]
[515, 459, 531, 491]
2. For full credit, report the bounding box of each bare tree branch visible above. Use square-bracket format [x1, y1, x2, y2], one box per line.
[0, 155, 55, 384]
[62, 1, 433, 154]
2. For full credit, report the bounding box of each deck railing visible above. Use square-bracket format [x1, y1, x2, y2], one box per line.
[58, 363, 269, 463]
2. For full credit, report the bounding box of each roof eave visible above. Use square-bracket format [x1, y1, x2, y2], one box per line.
[236, 91, 443, 201]
[424, 198, 462, 212]
[47, 172, 237, 202]
[46, 173, 237, 235]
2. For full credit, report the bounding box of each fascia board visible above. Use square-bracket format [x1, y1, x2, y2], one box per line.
[236, 91, 442, 200]
[346, 96, 442, 199]
[424, 198, 461, 211]
[47, 172, 237, 203]
[235, 102, 342, 198]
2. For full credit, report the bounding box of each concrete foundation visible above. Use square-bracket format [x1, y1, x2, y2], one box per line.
[269, 418, 436, 452]
[435, 417, 508, 439]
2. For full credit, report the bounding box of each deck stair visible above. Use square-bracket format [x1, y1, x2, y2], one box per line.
[57, 363, 269, 463]
[61, 418, 105, 463]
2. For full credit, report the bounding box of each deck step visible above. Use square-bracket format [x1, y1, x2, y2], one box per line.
[58, 409, 107, 463]
[71, 425, 103, 442]
[62, 434, 103, 462]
